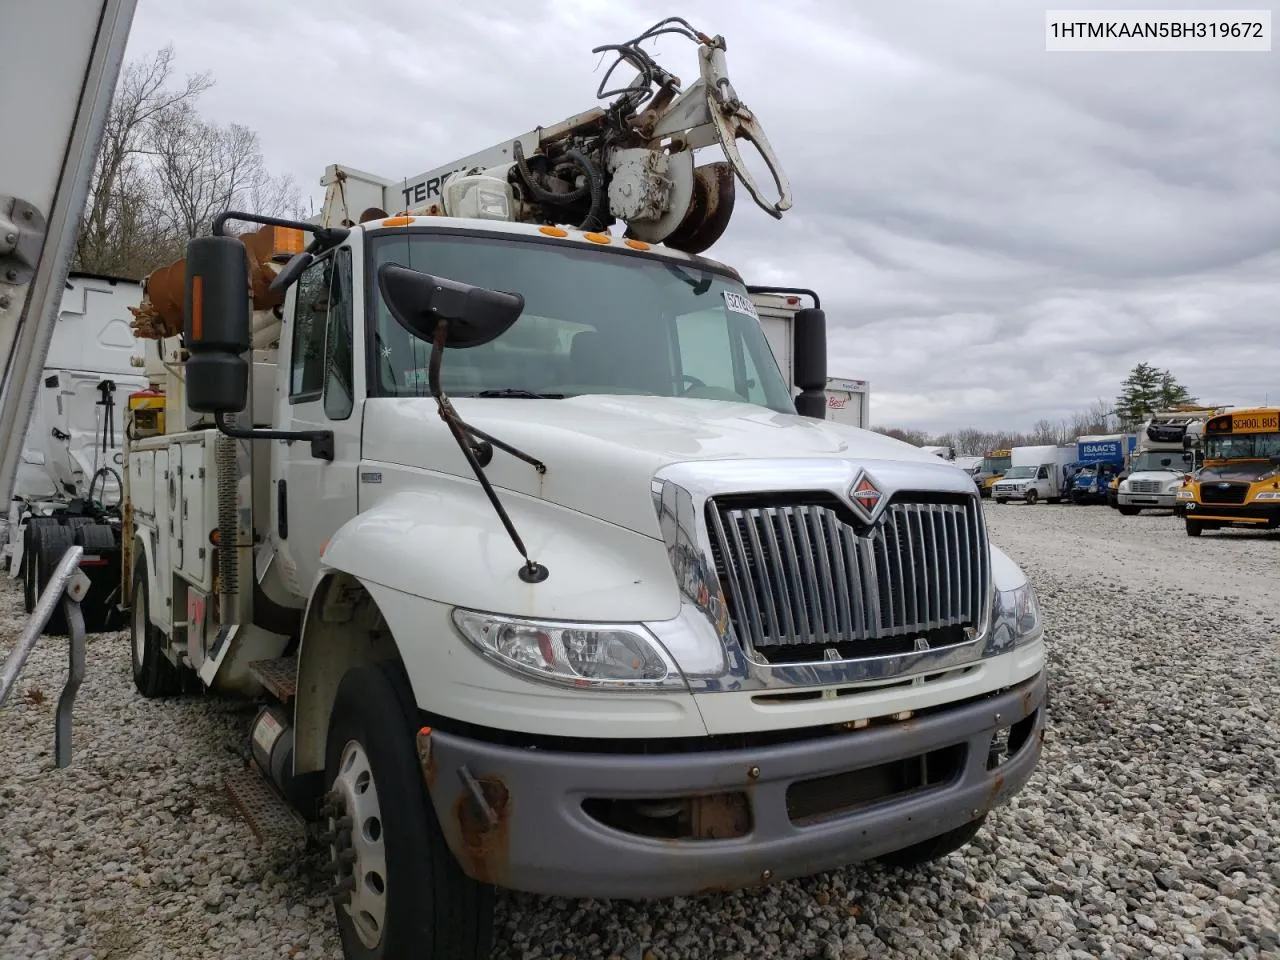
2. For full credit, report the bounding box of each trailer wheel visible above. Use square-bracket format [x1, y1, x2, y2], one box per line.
[75, 524, 122, 633]
[1024, 490, 1039, 506]
[130, 561, 183, 698]
[877, 814, 987, 869]
[33, 525, 77, 635]
[22, 518, 60, 613]
[324, 662, 495, 960]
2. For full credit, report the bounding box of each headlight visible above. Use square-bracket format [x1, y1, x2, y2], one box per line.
[1255, 490, 1280, 501]
[1118, 480, 1130, 492]
[989, 580, 1043, 654]
[451, 609, 686, 691]
[1176, 489, 1194, 500]
[1163, 479, 1183, 493]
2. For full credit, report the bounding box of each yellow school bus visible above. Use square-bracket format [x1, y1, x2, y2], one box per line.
[1178, 407, 1280, 536]
[976, 448, 1012, 498]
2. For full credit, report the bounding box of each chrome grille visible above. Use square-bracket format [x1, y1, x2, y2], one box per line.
[708, 495, 989, 651]
[1129, 480, 1163, 494]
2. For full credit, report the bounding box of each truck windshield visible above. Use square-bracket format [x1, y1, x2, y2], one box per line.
[981, 456, 1011, 474]
[1204, 432, 1280, 461]
[1002, 466, 1036, 479]
[366, 230, 795, 413]
[1130, 451, 1191, 472]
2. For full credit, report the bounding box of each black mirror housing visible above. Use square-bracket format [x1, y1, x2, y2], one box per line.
[269, 250, 315, 295]
[185, 235, 250, 414]
[792, 306, 827, 419]
[376, 263, 524, 349]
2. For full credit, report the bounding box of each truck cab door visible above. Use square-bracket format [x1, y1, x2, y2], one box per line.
[272, 247, 361, 597]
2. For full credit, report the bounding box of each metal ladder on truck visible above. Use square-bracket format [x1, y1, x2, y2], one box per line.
[0, 0, 140, 765]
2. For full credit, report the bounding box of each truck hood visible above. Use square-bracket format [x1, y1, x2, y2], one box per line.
[1126, 469, 1182, 482]
[362, 395, 955, 538]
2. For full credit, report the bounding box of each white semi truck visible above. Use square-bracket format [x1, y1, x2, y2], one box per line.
[6, 15, 1048, 960]
[3, 271, 146, 623]
[991, 443, 1076, 505]
[1116, 406, 1225, 515]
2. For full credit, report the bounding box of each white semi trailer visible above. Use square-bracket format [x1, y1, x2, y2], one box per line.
[7, 14, 1048, 960]
[3, 272, 146, 623]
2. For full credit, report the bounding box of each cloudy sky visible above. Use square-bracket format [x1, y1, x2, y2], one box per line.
[123, 0, 1279, 433]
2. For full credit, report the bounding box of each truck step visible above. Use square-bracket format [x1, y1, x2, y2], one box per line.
[223, 766, 306, 846]
[248, 656, 298, 703]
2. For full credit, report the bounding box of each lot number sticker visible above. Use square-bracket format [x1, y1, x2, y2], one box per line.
[723, 290, 759, 320]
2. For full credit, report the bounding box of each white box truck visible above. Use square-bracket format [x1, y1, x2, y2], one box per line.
[991, 444, 1076, 505]
[749, 290, 870, 429]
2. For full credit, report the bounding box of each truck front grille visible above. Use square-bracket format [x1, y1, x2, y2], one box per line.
[707, 493, 989, 660]
[1200, 482, 1248, 505]
[1129, 480, 1164, 494]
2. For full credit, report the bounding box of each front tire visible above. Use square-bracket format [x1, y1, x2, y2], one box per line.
[1185, 520, 1204, 537]
[324, 662, 494, 960]
[1117, 505, 1140, 516]
[877, 815, 987, 869]
[1025, 489, 1039, 506]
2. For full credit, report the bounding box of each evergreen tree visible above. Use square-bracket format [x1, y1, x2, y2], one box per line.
[1115, 363, 1197, 427]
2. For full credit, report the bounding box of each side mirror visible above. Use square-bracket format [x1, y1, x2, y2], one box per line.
[269, 250, 315, 294]
[376, 262, 524, 351]
[184, 235, 250, 414]
[792, 306, 827, 419]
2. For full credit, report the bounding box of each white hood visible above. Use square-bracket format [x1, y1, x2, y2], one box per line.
[362, 395, 955, 537]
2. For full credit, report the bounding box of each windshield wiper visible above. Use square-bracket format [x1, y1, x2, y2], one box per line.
[472, 388, 566, 399]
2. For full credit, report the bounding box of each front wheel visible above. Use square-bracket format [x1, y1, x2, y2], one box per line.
[1185, 520, 1204, 537]
[324, 662, 494, 960]
[877, 815, 987, 869]
[1025, 490, 1039, 506]
[1117, 505, 1140, 516]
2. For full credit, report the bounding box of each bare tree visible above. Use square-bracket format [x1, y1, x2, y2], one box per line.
[73, 45, 303, 279]
[75, 46, 212, 276]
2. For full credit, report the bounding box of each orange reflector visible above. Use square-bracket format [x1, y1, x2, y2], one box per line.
[272, 226, 305, 256]
[190, 275, 203, 340]
[623, 238, 650, 250]
[381, 216, 414, 227]
[583, 232, 611, 244]
[418, 725, 433, 737]
[539, 225, 568, 238]
[208, 528, 220, 546]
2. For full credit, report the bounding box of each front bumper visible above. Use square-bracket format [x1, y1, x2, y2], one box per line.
[1184, 502, 1280, 526]
[1118, 492, 1176, 508]
[420, 669, 1047, 899]
[991, 488, 1026, 500]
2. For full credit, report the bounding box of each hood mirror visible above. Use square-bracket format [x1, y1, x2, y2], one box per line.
[375, 262, 549, 584]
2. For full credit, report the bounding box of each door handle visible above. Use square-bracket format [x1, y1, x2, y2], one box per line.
[277, 479, 288, 540]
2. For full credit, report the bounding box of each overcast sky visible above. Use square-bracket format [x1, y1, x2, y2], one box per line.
[123, 0, 1279, 433]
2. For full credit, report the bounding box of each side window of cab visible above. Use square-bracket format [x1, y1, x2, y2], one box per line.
[288, 249, 354, 420]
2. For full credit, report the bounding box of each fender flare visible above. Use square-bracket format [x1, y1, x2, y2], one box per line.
[292, 567, 400, 776]
[132, 527, 159, 612]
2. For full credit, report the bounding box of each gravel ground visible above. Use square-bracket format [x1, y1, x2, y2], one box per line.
[1, 504, 1277, 960]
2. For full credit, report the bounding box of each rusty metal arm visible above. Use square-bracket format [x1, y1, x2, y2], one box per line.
[0, 544, 90, 768]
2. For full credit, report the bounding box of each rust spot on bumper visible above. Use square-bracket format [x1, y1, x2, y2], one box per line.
[454, 778, 511, 886]
[415, 728, 437, 790]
